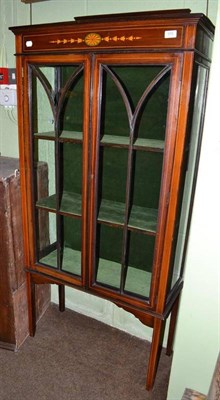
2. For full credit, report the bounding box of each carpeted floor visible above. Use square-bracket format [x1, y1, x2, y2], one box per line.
[0, 303, 172, 400]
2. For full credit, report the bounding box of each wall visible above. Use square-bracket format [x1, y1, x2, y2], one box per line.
[0, 1, 219, 399]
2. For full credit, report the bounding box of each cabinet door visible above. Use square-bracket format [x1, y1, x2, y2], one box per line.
[89, 53, 182, 307]
[25, 56, 90, 285]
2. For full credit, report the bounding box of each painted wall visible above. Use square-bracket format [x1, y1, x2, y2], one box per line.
[0, 1, 219, 399]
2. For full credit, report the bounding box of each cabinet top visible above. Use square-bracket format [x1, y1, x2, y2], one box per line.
[9, 9, 214, 56]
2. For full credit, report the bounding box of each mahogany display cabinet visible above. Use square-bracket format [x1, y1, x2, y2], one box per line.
[10, 9, 214, 390]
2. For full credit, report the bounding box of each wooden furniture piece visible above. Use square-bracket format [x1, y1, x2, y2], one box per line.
[10, 9, 214, 389]
[182, 353, 220, 400]
[182, 389, 207, 400]
[0, 157, 50, 350]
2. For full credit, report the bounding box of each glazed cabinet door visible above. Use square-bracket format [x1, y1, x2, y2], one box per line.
[89, 53, 183, 308]
[23, 55, 91, 286]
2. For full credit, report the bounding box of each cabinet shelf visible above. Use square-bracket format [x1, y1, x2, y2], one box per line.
[39, 247, 81, 276]
[100, 135, 130, 147]
[36, 194, 157, 232]
[59, 131, 83, 142]
[124, 266, 151, 298]
[133, 138, 164, 152]
[98, 198, 157, 233]
[34, 131, 55, 140]
[128, 205, 158, 233]
[96, 258, 151, 297]
[100, 135, 164, 151]
[36, 191, 82, 216]
[34, 130, 83, 142]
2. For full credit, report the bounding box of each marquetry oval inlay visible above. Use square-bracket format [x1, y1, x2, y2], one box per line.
[84, 32, 102, 47]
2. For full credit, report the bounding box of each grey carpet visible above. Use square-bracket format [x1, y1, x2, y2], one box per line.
[0, 303, 172, 400]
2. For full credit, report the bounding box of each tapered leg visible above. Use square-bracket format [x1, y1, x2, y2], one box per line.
[146, 318, 165, 391]
[166, 294, 180, 356]
[58, 284, 65, 312]
[26, 272, 36, 337]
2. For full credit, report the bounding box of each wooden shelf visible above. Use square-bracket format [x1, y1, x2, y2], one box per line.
[128, 205, 158, 233]
[133, 138, 164, 151]
[59, 131, 83, 142]
[96, 258, 151, 297]
[98, 198, 157, 233]
[124, 267, 151, 298]
[34, 130, 83, 142]
[98, 199, 125, 226]
[96, 258, 121, 289]
[60, 192, 81, 215]
[39, 247, 81, 276]
[36, 194, 56, 210]
[34, 131, 55, 140]
[100, 135, 130, 147]
[36, 191, 82, 216]
[100, 134, 164, 151]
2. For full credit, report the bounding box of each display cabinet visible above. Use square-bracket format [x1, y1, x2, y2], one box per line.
[10, 9, 214, 390]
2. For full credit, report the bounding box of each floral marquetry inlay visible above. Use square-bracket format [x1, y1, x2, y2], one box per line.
[49, 32, 142, 47]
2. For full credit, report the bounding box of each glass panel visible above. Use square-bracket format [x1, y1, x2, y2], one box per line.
[136, 71, 170, 142]
[111, 66, 164, 110]
[31, 67, 55, 137]
[37, 210, 57, 268]
[38, 67, 55, 87]
[60, 142, 82, 215]
[31, 63, 85, 281]
[59, 66, 80, 86]
[61, 216, 81, 276]
[34, 139, 56, 209]
[94, 63, 171, 298]
[100, 65, 170, 146]
[31, 65, 84, 140]
[170, 65, 208, 289]
[59, 68, 84, 140]
[97, 147, 127, 225]
[96, 224, 123, 289]
[124, 232, 155, 298]
[100, 68, 130, 140]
